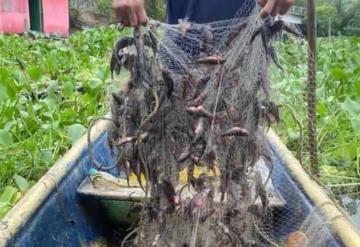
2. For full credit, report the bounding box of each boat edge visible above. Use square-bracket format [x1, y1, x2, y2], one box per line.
[266, 128, 360, 247]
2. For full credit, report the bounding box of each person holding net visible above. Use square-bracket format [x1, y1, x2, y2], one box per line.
[112, 0, 295, 26]
[107, 0, 304, 246]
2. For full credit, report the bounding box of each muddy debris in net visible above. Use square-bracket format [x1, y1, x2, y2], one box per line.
[103, 5, 301, 247]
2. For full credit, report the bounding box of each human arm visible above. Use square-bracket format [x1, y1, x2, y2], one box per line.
[257, 0, 295, 18]
[112, 0, 148, 27]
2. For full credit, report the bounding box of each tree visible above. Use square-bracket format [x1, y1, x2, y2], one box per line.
[332, 0, 360, 34]
[145, 0, 167, 21]
[297, 0, 306, 7]
[316, 4, 337, 36]
[316, 0, 360, 36]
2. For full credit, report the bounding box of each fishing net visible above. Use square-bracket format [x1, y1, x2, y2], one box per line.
[88, 2, 358, 247]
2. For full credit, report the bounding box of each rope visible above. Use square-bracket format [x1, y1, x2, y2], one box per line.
[306, 0, 319, 176]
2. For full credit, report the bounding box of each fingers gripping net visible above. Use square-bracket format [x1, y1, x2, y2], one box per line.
[105, 2, 335, 247]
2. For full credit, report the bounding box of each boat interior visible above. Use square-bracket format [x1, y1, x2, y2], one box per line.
[0, 126, 347, 246]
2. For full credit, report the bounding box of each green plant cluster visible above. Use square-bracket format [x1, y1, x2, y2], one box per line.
[272, 36, 360, 182]
[296, 0, 360, 36]
[145, 0, 167, 21]
[94, 0, 113, 17]
[70, 0, 166, 24]
[315, 0, 360, 36]
[0, 26, 127, 217]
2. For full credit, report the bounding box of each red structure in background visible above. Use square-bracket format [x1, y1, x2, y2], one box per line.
[42, 0, 69, 36]
[0, 0, 29, 33]
[0, 0, 69, 36]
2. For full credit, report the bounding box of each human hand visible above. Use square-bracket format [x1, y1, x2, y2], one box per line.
[112, 0, 148, 27]
[257, 0, 295, 18]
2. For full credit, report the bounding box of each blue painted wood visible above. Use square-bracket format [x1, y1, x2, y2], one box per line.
[8, 131, 344, 246]
[10, 133, 116, 247]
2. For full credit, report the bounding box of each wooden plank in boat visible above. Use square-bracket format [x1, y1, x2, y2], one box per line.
[77, 164, 286, 208]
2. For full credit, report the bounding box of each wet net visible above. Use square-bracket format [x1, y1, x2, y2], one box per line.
[89, 2, 359, 247]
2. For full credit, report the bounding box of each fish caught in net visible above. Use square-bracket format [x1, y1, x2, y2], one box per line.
[104, 4, 304, 247]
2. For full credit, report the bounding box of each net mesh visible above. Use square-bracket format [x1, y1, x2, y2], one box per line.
[90, 2, 359, 247]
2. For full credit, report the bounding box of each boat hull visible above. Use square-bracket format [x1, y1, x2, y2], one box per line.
[0, 121, 357, 246]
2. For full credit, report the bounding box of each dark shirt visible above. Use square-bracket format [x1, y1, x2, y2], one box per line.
[166, 0, 255, 24]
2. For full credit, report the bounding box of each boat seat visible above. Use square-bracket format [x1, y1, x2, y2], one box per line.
[77, 159, 285, 208]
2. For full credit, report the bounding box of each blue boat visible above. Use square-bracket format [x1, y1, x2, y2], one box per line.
[0, 120, 359, 247]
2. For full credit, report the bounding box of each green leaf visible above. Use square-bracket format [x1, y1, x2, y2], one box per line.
[12, 192, 22, 204]
[0, 186, 18, 203]
[0, 129, 14, 146]
[321, 165, 339, 175]
[47, 80, 58, 97]
[26, 138, 37, 152]
[351, 118, 360, 135]
[62, 81, 74, 97]
[61, 109, 78, 124]
[28, 67, 42, 81]
[4, 120, 17, 131]
[354, 80, 360, 96]
[317, 101, 327, 117]
[0, 67, 10, 82]
[339, 97, 360, 116]
[2, 77, 18, 100]
[0, 202, 11, 219]
[66, 124, 87, 144]
[287, 129, 300, 141]
[42, 149, 53, 164]
[330, 68, 348, 81]
[14, 175, 29, 192]
[0, 85, 8, 102]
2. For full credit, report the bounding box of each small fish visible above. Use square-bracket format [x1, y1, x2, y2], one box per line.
[226, 106, 239, 122]
[267, 101, 281, 123]
[190, 173, 207, 192]
[147, 30, 158, 54]
[179, 20, 191, 37]
[174, 184, 188, 210]
[159, 178, 176, 204]
[220, 169, 229, 202]
[197, 75, 211, 86]
[221, 127, 249, 137]
[200, 25, 213, 54]
[186, 106, 213, 119]
[169, 136, 177, 157]
[112, 92, 124, 106]
[190, 155, 200, 165]
[132, 159, 145, 192]
[203, 150, 217, 175]
[193, 118, 205, 144]
[225, 22, 247, 46]
[162, 69, 174, 98]
[124, 160, 131, 186]
[268, 45, 283, 70]
[113, 36, 134, 62]
[197, 55, 226, 65]
[178, 147, 191, 163]
[117, 132, 149, 146]
[160, 178, 187, 211]
[187, 187, 214, 222]
[193, 91, 207, 106]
